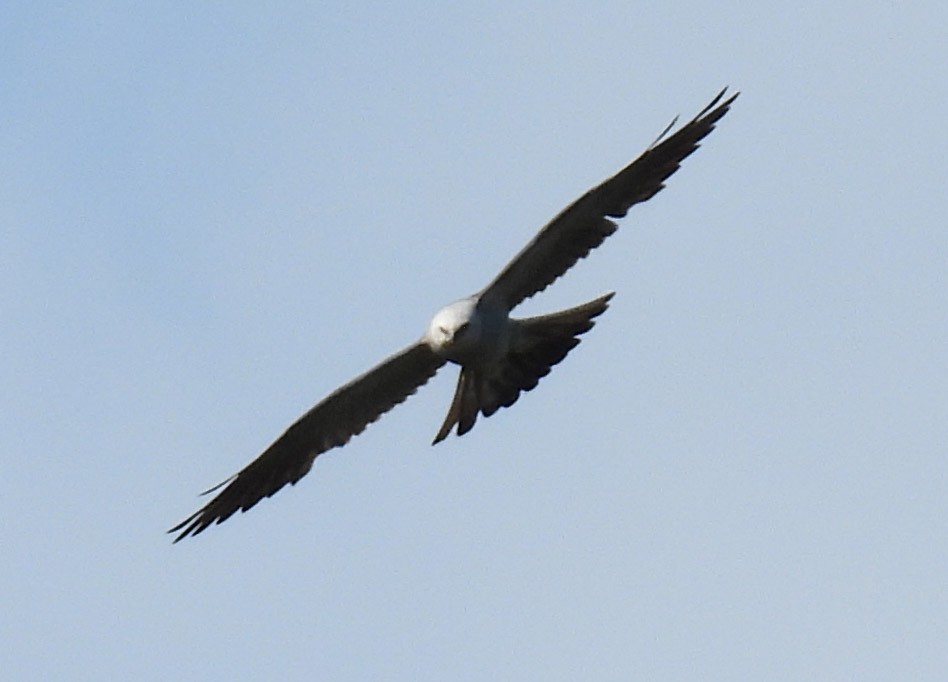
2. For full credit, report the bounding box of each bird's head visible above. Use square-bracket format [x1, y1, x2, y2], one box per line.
[425, 298, 481, 361]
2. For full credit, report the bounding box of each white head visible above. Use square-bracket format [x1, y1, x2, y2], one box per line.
[425, 297, 481, 360]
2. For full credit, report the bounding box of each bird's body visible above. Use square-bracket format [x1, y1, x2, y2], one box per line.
[170, 88, 738, 541]
[428, 292, 614, 444]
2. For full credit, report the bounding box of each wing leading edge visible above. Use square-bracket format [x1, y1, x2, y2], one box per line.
[480, 88, 738, 312]
[169, 342, 445, 541]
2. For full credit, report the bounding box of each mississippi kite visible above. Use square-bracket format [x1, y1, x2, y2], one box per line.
[170, 88, 737, 541]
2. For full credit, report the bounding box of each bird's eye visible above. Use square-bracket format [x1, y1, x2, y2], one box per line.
[456, 322, 470, 336]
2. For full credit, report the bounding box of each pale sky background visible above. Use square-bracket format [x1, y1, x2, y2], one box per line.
[2, 3, 946, 680]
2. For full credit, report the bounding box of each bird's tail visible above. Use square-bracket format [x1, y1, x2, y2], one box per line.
[432, 292, 614, 444]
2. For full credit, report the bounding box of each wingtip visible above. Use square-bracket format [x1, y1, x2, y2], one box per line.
[167, 515, 198, 543]
[592, 291, 616, 310]
[696, 87, 739, 120]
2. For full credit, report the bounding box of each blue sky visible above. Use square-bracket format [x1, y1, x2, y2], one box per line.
[3, 2, 946, 680]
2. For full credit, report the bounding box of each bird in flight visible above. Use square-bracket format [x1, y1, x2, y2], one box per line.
[170, 88, 738, 541]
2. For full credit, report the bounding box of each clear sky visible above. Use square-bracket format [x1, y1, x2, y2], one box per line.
[2, 2, 946, 680]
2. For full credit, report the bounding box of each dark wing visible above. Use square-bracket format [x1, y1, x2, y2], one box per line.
[169, 341, 445, 542]
[479, 88, 738, 312]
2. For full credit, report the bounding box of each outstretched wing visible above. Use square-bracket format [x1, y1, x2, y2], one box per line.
[479, 88, 738, 312]
[170, 341, 445, 541]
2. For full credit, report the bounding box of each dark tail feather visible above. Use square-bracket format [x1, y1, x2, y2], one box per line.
[431, 292, 614, 443]
[432, 368, 479, 444]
